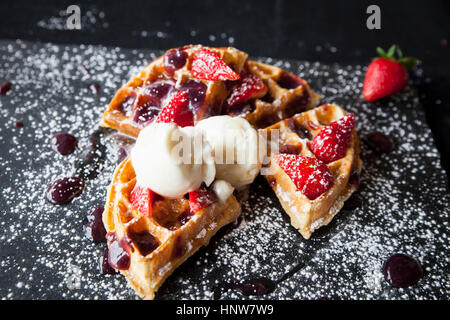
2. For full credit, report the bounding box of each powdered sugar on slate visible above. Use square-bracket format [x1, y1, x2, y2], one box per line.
[0, 40, 448, 300]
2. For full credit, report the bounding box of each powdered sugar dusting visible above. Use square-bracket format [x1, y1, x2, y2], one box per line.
[0, 40, 448, 300]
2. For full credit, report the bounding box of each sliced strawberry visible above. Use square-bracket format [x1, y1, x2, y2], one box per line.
[155, 91, 194, 127]
[191, 49, 240, 81]
[225, 74, 267, 108]
[310, 114, 355, 164]
[189, 184, 217, 213]
[130, 185, 155, 217]
[273, 154, 333, 200]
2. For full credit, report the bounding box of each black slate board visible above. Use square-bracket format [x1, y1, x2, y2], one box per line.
[0, 39, 448, 300]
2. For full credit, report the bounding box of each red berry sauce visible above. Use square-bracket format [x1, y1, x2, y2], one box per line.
[84, 206, 106, 242]
[383, 253, 423, 288]
[45, 177, 85, 205]
[51, 133, 77, 155]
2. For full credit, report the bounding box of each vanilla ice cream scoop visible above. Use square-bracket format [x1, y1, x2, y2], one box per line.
[131, 122, 215, 199]
[196, 116, 265, 189]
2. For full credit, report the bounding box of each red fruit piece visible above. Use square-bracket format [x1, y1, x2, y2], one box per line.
[273, 154, 333, 200]
[189, 184, 217, 213]
[155, 91, 194, 127]
[362, 45, 417, 102]
[363, 58, 408, 102]
[225, 74, 267, 108]
[191, 49, 240, 81]
[310, 114, 355, 163]
[130, 185, 155, 217]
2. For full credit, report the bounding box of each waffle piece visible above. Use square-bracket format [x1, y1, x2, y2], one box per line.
[102, 157, 241, 299]
[101, 45, 320, 137]
[263, 104, 362, 239]
[239, 60, 320, 127]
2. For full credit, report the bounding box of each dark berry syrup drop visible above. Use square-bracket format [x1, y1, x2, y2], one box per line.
[284, 118, 312, 140]
[117, 93, 136, 117]
[51, 133, 77, 155]
[366, 131, 394, 154]
[99, 249, 117, 275]
[84, 206, 106, 242]
[383, 253, 423, 287]
[277, 72, 302, 89]
[15, 121, 23, 127]
[106, 232, 131, 270]
[45, 177, 85, 205]
[226, 103, 252, 117]
[0, 81, 12, 94]
[214, 278, 276, 299]
[164, 48, 188, 75]
[132, 80, 174, 125]
[214, 262, 304, 299]
[178, 210, 194, 226]
[179, 80, 208, 117]
[128, 230, 159, 256]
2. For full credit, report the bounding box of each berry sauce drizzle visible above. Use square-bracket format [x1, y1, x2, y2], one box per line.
[214, 261, 305, 299]
[383, 253, 423, 287]
[84, 206, 106, 242]
[284, 118, 312, 140]
[128, 230, 159, 256]
[132, 80, 174, 125]
[51, 133, 77, 155]
[366, 131, 394, 153]
[45, 177, 85, 205]
[164, 48, 188, 75]
[106, 232, 131, 270]
[214, 278, 275, 299]
[73, 129, 106, 180]
[99, 249, 117, 275]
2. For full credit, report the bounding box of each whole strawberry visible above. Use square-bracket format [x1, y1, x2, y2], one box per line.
[363, 45, 418, 102]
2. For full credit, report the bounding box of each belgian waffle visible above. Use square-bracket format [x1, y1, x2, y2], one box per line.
[263, 104, 362, 239]
[103, 157, 241, 299]
[100, 45, 320, 136]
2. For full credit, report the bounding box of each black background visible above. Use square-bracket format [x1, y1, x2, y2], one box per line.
[1, 0, 449, 181]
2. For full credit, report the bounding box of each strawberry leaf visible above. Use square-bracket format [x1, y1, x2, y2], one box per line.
[374, 45, 418, 71]
[396, 46, 403, 59]
[386, 45, 397, 58]
[398, 57, 419, 71]
[376, 47, 386, 57]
